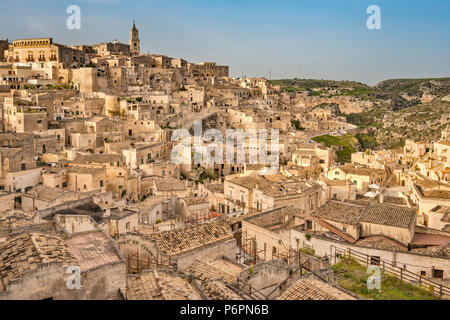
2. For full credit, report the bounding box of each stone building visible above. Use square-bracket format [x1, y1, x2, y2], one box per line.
[189, 62, 229, 78]
[119, 222, 236, 272]
[2, 97, 47, 133]
[327, 164, 388, 191]
[4, 38, 85, 68]
[0, 147, 42, 193]
[0, 231, 126, 300]
[223, 174, 325, 215]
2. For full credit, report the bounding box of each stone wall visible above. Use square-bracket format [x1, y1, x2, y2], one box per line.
[0, 260, 126, 300]
[176, 238, 237, 272]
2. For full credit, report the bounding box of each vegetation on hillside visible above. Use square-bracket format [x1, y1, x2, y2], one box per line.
[312, 134, 359, 163]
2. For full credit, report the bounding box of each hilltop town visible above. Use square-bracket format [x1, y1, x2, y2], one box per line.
[0, 23, 449, 300]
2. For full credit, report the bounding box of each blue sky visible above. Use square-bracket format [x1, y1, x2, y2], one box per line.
[2, 0, 449, 85]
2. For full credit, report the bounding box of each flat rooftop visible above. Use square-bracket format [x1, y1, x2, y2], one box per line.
[65, 231, 121, 271]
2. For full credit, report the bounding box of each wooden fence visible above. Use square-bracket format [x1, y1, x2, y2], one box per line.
[331, 245, 450, 298]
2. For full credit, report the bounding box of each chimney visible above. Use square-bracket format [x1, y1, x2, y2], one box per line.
[379, 194, 384, 204]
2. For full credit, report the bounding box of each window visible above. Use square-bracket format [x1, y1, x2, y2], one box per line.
[100, 180, 104, 187]
[433, 269, 444, 279]
[370, 256, 381, 266]
[21, 163, 27, 171]
[126, 222, 130, 231]
[342, 227, 347, 233]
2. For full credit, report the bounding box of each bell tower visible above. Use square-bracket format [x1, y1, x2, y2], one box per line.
[130, 21, 140, 56]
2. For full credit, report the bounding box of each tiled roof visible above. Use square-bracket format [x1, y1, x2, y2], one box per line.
[150, 222, 233, 256]
[411, 243, 450, 257]
[278, 278, 354, 300]
[338, 165, 384, 176]
[0, 233, 77, 288]
[314, 218, 357, 243]
[184, 260, 236, 284]
[382, 196, 407, 206]
[204, 183, 224, 193]
[126, 271, 162, 300]
[360, 203, 416, 228]
[126, 270, 202, 300]
[67, 167, 104, 174]
[245, 207, 303, 231]
[422, 190, 450, 199]
[183, 197, 209, 206]
[312, 201, 365, 225]
[200, 280, 243, 300]
[155, 270, 202, 300]
[72, 154, 123, 164]
[154, 179, 187, 191]
[25, 185, 77, 201]
[0, 210, 35, 230]
[356, 235, 408, 251]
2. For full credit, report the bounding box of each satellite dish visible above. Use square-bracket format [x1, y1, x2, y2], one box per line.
[51, 163, 56, 167]
[34, 156, 39, 160]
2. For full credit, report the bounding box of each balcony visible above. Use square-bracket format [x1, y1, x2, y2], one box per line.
[38, 57, 46, 62]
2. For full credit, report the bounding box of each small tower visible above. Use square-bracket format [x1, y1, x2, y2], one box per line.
[130, 21, 140, 56]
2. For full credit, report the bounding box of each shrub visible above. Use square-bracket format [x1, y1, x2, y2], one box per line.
[248, 265, 254, 275]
